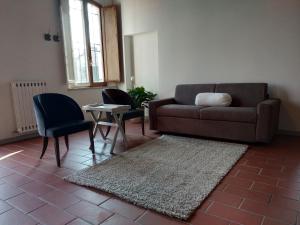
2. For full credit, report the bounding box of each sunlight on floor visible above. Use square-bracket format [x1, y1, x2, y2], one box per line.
[0, 150, 23, 160]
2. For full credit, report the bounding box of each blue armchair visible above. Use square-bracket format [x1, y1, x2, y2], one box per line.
[102, 89, 144, 136]
[33, 93, 95, 167]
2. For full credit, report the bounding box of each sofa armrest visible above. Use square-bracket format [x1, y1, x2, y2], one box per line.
[149, 98, 176, 130]
[256, 98, 281, 143]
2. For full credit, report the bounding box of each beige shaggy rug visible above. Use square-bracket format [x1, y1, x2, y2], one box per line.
[65, 135, 248, 220]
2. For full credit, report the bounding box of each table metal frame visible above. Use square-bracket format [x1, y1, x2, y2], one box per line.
[83, 105, 130, 154]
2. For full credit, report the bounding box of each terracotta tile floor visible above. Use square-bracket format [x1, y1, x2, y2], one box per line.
[0, 121, 299, 225]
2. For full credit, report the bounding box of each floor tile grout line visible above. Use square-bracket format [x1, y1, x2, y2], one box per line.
[97, 211, 115, 225]
[237, 198, 245, 209]
[133, 209, 148, 222]
[258, 168, 263, 175]
[208, 201, 282, 222]
[203, 200, 214, 213]
[248, 181, 256, 190]
[260, 216, 266, 225]
[0, 204, 13, 216]
[65, 217, 78, 225]
[23, 202, 48, 215]
[0, 132, 300, 225]
[35, 195, 81, 212]
[97, 196, 111, 206]
[0, 134, 152, 170]
[205, 207, 254, 225]
[0, 145, 103, 170]
[238, 204, 296, 225]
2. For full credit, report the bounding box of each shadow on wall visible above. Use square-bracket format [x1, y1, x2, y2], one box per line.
[269, 84, 300, 133]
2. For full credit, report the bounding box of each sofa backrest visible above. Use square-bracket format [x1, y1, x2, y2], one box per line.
[174, 83, 268, 106]
[215, 83, 267, 107]
[175, 84, 215, 105]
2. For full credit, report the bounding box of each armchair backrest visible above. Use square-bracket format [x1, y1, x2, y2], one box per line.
[102, 89, 135, 109]
[33, 93, 84, 135]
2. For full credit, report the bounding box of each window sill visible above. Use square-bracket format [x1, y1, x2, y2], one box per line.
[67, 83, 108, 90]
[67, 86, 102, 91]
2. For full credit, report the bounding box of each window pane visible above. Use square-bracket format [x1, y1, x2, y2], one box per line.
[88, 3, 104, 83]
[69, 0, 89, 84]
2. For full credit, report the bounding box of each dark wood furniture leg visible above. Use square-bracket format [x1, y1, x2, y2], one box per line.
[54, 137, 61, 167]
[142, 116, 145, 135]
[40, 137, 48, 159]
[89, 129, 95, 154]
[122, 121, 126, 134]
[64, 135, 69, 150]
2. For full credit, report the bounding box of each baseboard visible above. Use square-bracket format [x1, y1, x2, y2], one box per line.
[278, 130, 300, 136]
[0, 129, 298, 146]
[0, 132, 39, 145]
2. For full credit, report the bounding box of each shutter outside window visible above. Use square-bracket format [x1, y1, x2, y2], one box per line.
[102, 6, 121, 82]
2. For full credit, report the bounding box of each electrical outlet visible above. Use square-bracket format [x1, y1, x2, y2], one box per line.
[53, 34, 60, 42]
[44, 33, 51, 41]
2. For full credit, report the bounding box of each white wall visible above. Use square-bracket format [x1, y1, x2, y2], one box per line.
[132, 32, 159, 93]
[1, 0, 299, 138]
[121, 36, 134, 91]
[116, 0, 300, 132]
[0, 0, 103, 141]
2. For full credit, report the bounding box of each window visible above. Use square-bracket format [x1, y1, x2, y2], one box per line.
[60, 0, 121, 88]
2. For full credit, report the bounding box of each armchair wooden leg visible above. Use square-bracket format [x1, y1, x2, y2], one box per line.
[89, 129, 95, 154]
[141, 116, 145, 136]
[122, 121, 126, 134]
[64, 135, 69, 150]
[104, 113, 112, 138]
[54, 137, 61, 167]
[40, 137, 48, 159]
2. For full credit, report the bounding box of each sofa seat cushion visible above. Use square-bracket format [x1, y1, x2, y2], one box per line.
[157, 104, 206, 119]
[200, 107, 257, 123]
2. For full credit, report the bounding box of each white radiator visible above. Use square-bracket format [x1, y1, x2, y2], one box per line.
[11, 81, 47, 134]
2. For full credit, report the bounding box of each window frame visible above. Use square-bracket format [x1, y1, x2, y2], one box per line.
[61, 0, 107, 89]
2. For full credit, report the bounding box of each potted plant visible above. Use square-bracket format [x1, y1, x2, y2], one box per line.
[128, 86, 157, 109]
[128, 87, 157, 121]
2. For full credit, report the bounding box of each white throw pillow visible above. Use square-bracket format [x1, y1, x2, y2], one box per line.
[195, 93, 232, 106]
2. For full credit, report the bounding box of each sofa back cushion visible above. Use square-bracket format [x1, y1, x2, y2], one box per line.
[215, 83, 267, 107]
[175, 84, 215, 105]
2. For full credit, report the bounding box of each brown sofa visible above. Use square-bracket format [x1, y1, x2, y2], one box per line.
[149, 83, 280, 143]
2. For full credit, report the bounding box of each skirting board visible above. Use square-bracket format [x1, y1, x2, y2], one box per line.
[0, 132, 39, 145]
[0, 130, 298, 146]
[278, 130, 300, 136]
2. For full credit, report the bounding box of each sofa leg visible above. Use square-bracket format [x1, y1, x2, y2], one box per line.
[40, 137, 48, 159]
[54, 137, 61, 167]
[141, 116, 145, 136]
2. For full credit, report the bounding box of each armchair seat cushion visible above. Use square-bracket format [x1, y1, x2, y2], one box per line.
[157, 104, 206, 119]
[123, 109, 144, 120]
[200, 107, 257, 123]
[46, 120, 93, 137]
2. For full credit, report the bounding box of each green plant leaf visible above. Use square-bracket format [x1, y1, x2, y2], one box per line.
[128, 86, 157, 108]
